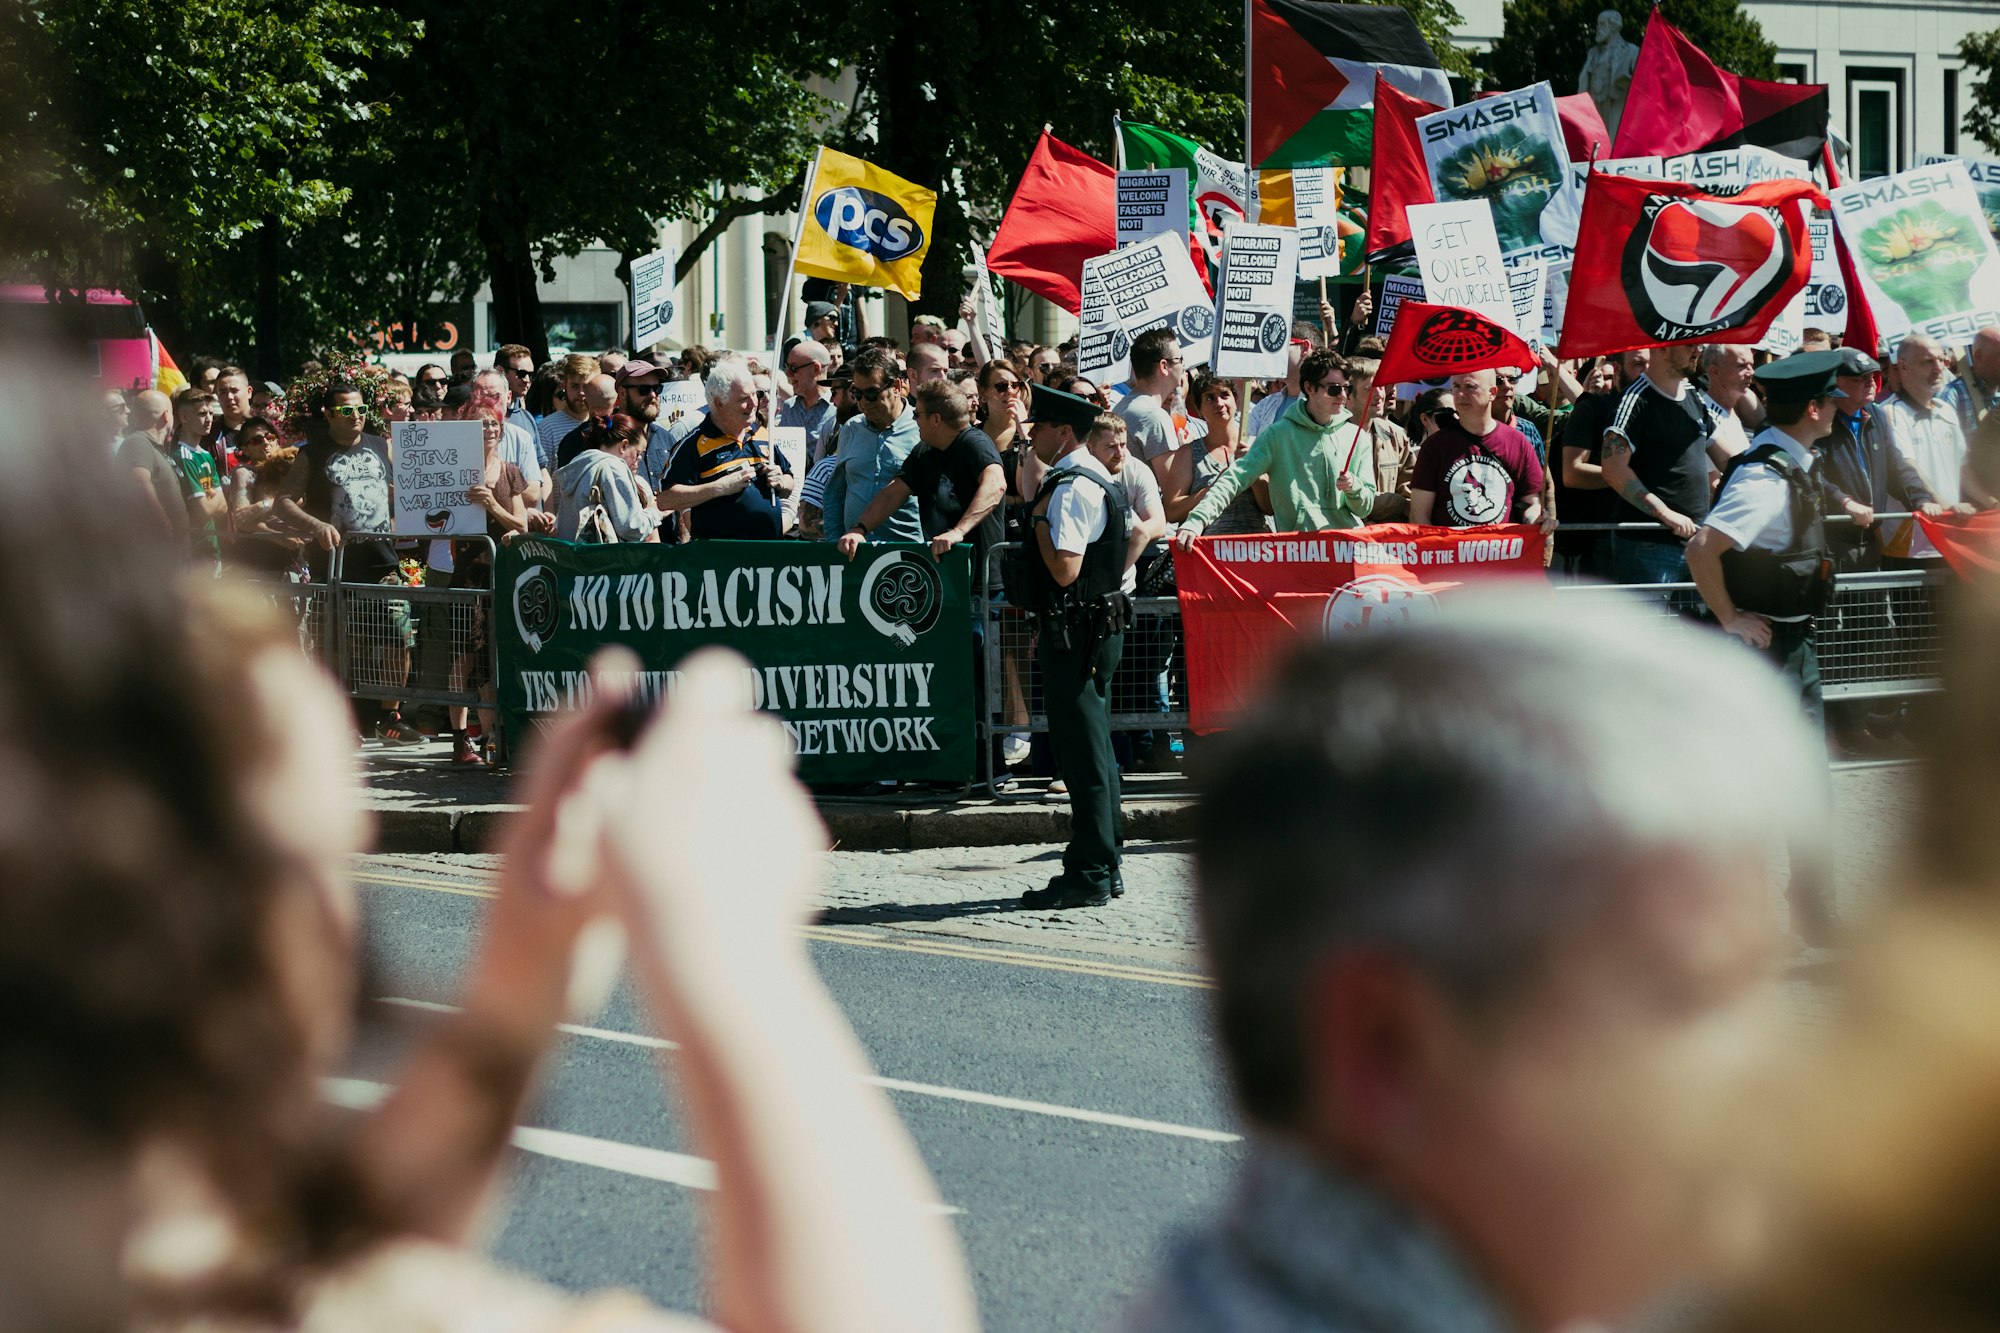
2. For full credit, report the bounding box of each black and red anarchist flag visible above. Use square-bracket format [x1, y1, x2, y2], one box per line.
[1557, 172, 1826, 359]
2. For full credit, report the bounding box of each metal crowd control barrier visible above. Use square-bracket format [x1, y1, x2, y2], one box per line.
[976, 541, 1950, 797]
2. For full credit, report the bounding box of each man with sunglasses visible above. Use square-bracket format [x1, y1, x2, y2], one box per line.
[493, 344, 538, 441]
[1174, 350, 1375, 548]
[778, 338, 837, 460]
[824, 347, 923, 546]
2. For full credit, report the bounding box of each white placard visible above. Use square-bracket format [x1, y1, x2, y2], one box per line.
[1409, 200, 1514, 328]
[391, 420, 484, 537]
[1660, 146, 1813, 199]
[1212, 221, 1303, 378]
[1507, 263, 1547, 338]
[1375, 275, 1427, 339]
[1076, 261, 1132, 385]
[1079, 231, 1217, 376]
[969, 239, 1007, 354]
[1539, 261, 1572, 345]
[769, 424, 807, 528]
[1117, 169, 1190, 250]
[1294, 167, 1344, 279]
[1831, 160, 2000, 348]
[630, 247, 678, 349]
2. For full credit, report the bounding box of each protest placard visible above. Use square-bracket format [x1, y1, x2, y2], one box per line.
[1077, 260, 1133, 384]
[1831, 160, 2000, 347]
[1418, 81, 1575, 267]
[1409, 200, 1514, 327]
[390, 420, 483, 537]
[1080, 231, 1217, 374]
[629, 246, 678, 349]
[1921, 155, 2000, 247]
[1660, 146, 1814, 199]
[1507, 263, 1547, 339]
[1293, 167, 1344, 279]
[1212, 222, 1302, 378]
[1117, 169, 1190, 250]
[969, 240, 1007, 354]
[1376, 274, 1427, 339]
[1539, 261, 1571, 345]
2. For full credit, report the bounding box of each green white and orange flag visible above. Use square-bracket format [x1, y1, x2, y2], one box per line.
[1249, 0, 1453, 169]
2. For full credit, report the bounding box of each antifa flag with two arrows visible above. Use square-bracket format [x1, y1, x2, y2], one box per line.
[1376, 303, 1539, 387]
[1611, 10, 1830, 162]
[1557, 173, 1827, 359]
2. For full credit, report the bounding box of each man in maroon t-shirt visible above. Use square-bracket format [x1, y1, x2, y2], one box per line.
[1410, 370, 1549, 529]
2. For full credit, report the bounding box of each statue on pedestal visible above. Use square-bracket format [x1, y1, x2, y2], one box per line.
[1579, 9, 1640, 144]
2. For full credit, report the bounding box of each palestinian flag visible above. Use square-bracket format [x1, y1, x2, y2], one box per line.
[1249, 0, 1453, 169]
[1611, 10, 1829, 162]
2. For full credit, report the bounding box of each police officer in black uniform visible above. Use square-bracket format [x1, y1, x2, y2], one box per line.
[1009, 385, 1134, 910]
[1685, 349, 1845, 729]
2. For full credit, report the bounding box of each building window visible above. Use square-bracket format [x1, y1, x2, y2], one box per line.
[1848, 68, 1905, 178]
[1779, 62, 1808, 85]
[1946, 68, 1960, 155]
[531, 303, 621, 356]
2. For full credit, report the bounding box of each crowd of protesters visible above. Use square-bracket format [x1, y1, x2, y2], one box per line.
[110, 290, 2000, 770]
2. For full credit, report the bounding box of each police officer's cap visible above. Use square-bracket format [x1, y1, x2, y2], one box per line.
[1836, 346, 1881, 377]
[1027, 383, 1101, 434]
[1753, 349, 1850, 406]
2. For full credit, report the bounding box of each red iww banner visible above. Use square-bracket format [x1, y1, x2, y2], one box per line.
[1174, 524, 1547, 732]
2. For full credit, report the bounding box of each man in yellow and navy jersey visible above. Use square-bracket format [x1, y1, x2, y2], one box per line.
[662, 357, 795, 540]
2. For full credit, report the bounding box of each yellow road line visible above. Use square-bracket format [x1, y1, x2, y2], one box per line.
[356, 870, 1212, 989]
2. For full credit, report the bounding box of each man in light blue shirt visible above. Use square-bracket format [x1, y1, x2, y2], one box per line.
[821, 347, 922, 544]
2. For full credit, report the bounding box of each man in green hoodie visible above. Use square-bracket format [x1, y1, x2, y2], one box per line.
[1173, 350, 1374, 548]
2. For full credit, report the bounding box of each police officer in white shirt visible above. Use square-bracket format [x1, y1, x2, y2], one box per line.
[1686, 350, 1845, 731]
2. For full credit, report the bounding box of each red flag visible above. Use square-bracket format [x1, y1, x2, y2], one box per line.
[1173, 524, 1546, 731]
[1557, 173, 1826, 359]
[1915, 511, 2000, 578]
[1817, 144, 1882, 356]
[1554, 93, 1610, 163]
[1377, 303, 1538, 386]
[1364, 75, 1439, 256]
[987, 131, 1116, 315]
[1611, 10, 1829, 161]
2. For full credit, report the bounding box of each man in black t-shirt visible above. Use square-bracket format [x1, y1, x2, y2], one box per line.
[1556, 349, 1648, 580]
[1599, 344, 1717, 585]
[835, 380, 1006, 583]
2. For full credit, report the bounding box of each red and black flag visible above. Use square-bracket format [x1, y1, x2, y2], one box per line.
[1248, 0, 1453, 168]
[1611, 10, 1829, 162]
[1376, 303, 1538, 387]
[1557, 173, 1826, 359]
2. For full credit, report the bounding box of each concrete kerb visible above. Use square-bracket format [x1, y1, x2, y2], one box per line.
[371, 798, 1195, 854]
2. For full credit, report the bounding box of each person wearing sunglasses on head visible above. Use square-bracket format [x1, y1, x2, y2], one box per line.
[1174, 349, 1375, 550]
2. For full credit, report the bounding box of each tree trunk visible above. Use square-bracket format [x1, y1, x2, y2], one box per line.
[253, 215, 283, 381]
[872, 34, 965, 324]
[478, 198, 546, 364]
[134, 243, 190, 369]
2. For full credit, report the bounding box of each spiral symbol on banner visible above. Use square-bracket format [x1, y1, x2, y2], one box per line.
[514, 565, 559, 654]
[859, 551, 943, 647]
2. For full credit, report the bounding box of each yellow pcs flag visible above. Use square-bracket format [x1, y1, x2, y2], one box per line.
[795, 147, 937, 300]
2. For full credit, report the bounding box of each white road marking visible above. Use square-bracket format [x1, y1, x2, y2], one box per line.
[321, 1075, 959, 1212]
[376, 997, 1243, 1146]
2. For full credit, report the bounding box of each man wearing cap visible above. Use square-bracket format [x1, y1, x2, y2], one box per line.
[1818, 346, 1938, 572]
[1014, 384, 1135, 910]
[805, 300, 841, 348]
[1685, 350, 1846, 727]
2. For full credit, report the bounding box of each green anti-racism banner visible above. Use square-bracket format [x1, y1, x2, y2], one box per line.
[496, 539, 976, 781]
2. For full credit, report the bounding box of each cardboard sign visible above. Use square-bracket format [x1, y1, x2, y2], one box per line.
[1375, 275, 1427, 339]
[391, 420, 484, 537]
[1409, 200, 1514, 328]
[1212, 222, 1303, 378]
[1831, 160, 2000, 347]
[1293, 167, 1344, 279]
[1081, 231, 1217, 374]
[969, 239, 1007, 354]
[1507, 263, 1547, 339]
[1418, 81, 1576, 267]
[629, 247, 678, 349]
[1117, 169, 1190, 250]
[1539, 261, 1572, 345]
[1077, 260, 1132, 384]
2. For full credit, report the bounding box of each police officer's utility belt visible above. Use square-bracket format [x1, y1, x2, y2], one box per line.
[1037, 592, 1134, 635]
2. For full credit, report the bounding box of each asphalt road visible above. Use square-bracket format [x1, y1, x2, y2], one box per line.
[348, 760, 1919, 1330]
[353, 858, 1241, 1333]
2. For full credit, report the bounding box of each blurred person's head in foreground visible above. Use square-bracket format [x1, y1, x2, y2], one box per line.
[1129, 588, 1828, 1333]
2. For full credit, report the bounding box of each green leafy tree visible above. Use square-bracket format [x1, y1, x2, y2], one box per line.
[1962, 29, 2000, 153]
[0, 0, 417, 368]
[1483, 0, 1777, 104]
